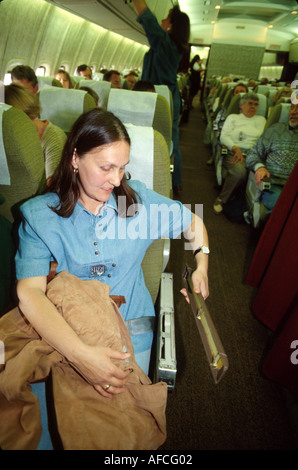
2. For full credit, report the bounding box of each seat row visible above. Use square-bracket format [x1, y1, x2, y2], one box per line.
[203, 77, 293, 228]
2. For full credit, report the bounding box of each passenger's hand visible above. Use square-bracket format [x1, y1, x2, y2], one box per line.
[71, 344, 131, 398]
[231, 146, 244, 163]
[255, 167, 270, 185]
[180, 266, 209, 304]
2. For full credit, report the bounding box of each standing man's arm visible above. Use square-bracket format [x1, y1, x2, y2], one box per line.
[132, 0, 148, 16]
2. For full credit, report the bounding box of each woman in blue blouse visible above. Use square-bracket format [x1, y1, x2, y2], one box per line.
[132, 0, 190, 194]
[16, 109, 209, 396]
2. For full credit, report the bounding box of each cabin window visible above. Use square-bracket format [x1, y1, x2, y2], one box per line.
[4, 73, 12, 85]
[36, 66, 46, 77]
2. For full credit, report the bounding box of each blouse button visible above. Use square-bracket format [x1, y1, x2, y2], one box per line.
[112, 263, 116, 267]
[94, 241, 98, 246]
[108, 274, 111, 278]
[95, 250, 99, 255]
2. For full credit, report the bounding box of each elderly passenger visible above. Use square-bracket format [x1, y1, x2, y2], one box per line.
[246, 103, 298, 215]
[213, 92, 266, 214]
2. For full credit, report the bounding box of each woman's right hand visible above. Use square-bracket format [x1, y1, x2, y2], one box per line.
[231, 145, 244, 163]
[70, 344, 132, 398]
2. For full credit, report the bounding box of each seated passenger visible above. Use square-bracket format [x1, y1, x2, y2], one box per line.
[55, 69, 74, 89]
[272, 86, 292, 105]
[213, 92, 266, 214]
[213, 82, 248, 133]
[124, 71, 139, 89]
[103, 70, 121, 89]
[10, 109, 209, 449]
[246, 103, 298, 216]
[5, 83, 67, 185]
[133, 79, 155, 92]
[11, 65, 39, 95]
[76, 64, 92, 80]
[247, 79, 257, 90]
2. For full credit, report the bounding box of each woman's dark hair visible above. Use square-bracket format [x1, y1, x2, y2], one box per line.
[190, 55, 200, 68]
[168, 6, 190, 53]
[47, 108, 139, 217]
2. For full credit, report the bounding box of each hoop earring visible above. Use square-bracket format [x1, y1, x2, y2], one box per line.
[73, 168, 79, 174]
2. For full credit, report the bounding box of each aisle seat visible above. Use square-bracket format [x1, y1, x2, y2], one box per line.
[38, 87, 96, 133]
[123, 122, 175, 389]
[0, 105, 46, 224]
[124, 124, 171, 304]
[154, 85, 173, 122]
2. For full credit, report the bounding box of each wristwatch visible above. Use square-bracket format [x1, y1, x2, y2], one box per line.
[193, 246, 210, 256]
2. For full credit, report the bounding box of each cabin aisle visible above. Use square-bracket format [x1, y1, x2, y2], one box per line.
[160, 96, 298, 451]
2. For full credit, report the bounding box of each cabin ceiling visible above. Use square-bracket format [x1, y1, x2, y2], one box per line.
[45, 0, 298, 46]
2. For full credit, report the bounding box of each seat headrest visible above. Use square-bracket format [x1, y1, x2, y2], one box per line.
[154, 85, 171, 110]
[92, 73, 104, 81]
[108, 89, 157, 127]
[39, 87, 90, 132]
[124, 123, 154, 189]
[79, 80, 111, 109]
[37, 76, 62, 90]
[0, 104, 12, 185]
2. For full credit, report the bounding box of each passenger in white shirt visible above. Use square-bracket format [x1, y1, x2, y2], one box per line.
[213, 92, 266, 214]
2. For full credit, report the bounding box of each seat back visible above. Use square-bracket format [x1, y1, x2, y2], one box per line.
[78, 79, 111, 109]
[38, 87, 96, 133]
[37, 76, 63, 90]
[124, 123, 171, 303]
[264, 102, 291, 130]
[0, 105, 46, 223]
[255, 84, 271, 95]
[107, 88, 172, 154]
[154, 85, 173, 121]
[266, 88, 279, 108]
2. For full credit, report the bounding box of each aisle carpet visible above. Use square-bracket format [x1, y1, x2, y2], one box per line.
[158, 99, 298, 451]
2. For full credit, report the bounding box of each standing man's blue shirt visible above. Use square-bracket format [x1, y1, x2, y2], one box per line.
[137, 8, 182, 93]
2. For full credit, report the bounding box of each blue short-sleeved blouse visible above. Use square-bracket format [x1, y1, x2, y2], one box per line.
[15, 180, 192, 321]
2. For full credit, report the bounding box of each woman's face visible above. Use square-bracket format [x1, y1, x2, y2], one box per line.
[234, 85, 247, 96]
[72, 140, 130, 214]
[56, 72, 70, 89]
[240, 98, 259, 118]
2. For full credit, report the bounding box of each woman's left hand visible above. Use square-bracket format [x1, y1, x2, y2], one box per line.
[180, 266, 209, 303]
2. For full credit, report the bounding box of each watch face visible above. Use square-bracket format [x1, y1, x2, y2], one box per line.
[202, 246, 210, 254]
